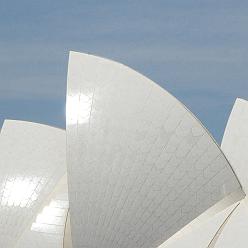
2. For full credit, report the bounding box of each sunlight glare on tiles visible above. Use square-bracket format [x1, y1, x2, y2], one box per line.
[66, 92, 93, 125]
[31, 199, 68, 234]
[1, 177, 40, 207]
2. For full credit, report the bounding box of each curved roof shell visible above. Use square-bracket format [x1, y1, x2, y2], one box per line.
[222, 98, 248, 194]
[66, 51, 243, 248]
[158, 202, 239, 248]
[0, 120, 66, 248]
[15, 175, 69, 248]
[159, 98, 248, 248]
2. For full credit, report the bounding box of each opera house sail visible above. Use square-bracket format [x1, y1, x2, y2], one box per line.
[0, 51, 247, 248]
[66, 52, 243, 248]
[159, 98, 248, 248]
[0, 121, 67, 248]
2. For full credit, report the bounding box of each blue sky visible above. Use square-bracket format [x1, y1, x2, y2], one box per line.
[0, 0, 247, 142]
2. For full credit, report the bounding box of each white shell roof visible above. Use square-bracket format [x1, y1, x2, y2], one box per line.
[210, 97, 248, 247]
[0, 120, 66, 247]
[15, 175, 69, 248]
[222, 98, 248, 194]
[158, 202, 239, 248]
[213, 198, 248, 248]
[66, 51, 243, 248]
[157, 98, 248, 248]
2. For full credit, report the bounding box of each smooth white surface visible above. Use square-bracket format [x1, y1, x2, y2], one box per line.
[0, 120, 66, 248]
[157, 190, 243, 248]
[66, 51, 243, 248]
[15, 175, 69, 248]
[222, 98, 248, 193]
[158, 202, 239, 248]
[209, 98, 248, 247]
[214, 198, 248, 247]
[159, 98, 248, 247]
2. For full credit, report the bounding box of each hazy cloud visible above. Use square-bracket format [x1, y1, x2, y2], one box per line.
[0, 0, 247, 142]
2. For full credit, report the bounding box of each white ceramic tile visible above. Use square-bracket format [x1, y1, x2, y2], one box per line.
[222, 98, 248, 194]
[158, 202, 239, 248]
[0, 120, 66, 247]
[66, 51, 243, 248]
[15, 176, 69, 248]
[158, 98, 248, 248]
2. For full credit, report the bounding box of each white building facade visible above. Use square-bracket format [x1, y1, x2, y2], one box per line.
[0, 52, 247, 247]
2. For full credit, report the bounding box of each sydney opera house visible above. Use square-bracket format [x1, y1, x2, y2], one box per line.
[0, 51, 248, 248]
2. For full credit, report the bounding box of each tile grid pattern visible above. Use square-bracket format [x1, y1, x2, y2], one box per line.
[67, 52, 242, 248]
[15, 178, 69, 248]
[0, 121, 66, 248]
